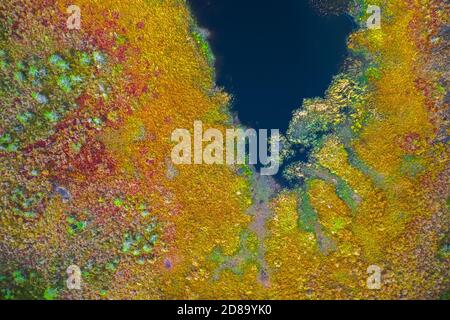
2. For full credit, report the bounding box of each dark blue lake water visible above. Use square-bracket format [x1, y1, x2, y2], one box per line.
[188, 0, 354, 133]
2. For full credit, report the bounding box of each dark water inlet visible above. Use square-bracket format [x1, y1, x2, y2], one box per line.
[188, 0, 354, 133]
